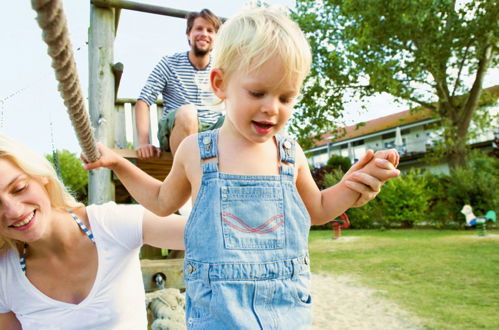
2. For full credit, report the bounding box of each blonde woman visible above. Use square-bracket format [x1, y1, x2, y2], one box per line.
[0, 134, 186, 329]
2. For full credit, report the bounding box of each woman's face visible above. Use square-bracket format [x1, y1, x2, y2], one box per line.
[0, 158, 52, 243]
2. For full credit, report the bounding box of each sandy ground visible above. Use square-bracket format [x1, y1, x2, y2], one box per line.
[311, 273, 422, 330]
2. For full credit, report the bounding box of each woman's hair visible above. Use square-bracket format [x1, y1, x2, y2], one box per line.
[212, 6, 312, 90]
[0, 134, 82, 253]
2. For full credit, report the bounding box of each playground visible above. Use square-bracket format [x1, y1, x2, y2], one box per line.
[1, 1, 498, 329]
[309, 229, 499, 329]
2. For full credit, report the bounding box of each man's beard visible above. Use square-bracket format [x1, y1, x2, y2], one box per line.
[192, 43, 211, 57]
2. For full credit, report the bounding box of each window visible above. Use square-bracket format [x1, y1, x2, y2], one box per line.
[352, 139, 364, 146]
[382, 132, 395, 139]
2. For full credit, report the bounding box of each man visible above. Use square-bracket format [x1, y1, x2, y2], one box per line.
[135, 9, 223, 159]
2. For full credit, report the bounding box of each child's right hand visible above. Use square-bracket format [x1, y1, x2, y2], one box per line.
[81, 143, 121, 171]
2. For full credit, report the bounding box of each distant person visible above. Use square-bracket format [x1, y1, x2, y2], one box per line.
[84, 6, 401, 329]
[135, 9, 223, 159]
[0, 134, 187, 329]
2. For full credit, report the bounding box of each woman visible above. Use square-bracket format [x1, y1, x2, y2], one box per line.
[0, 134, 186, 329]
[0, 133, 395, 329]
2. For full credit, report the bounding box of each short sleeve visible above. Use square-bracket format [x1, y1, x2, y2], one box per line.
[0, 254, 12, 313]
[87, 202, 144, 250]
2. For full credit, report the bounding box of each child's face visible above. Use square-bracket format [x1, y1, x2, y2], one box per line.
[214, 56, 300, 144]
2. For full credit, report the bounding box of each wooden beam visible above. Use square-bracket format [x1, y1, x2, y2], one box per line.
[91, 0, 190, 19]
[88, 4, 116, 203]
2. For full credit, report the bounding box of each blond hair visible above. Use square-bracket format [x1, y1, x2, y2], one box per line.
[0, 134, 82, 253]
[212, 6, 312, 90]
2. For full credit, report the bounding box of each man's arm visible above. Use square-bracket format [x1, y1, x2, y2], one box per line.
[135, 99, 160, 159]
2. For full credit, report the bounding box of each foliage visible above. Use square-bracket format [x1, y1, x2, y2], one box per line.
[46, 150, 88, 203]
[376, 170, 430, 227]
[326, 154, 351, 173]
[426, 151, 499, 226]
[292, 0, 498, 167]
[346, 170, 430, 228]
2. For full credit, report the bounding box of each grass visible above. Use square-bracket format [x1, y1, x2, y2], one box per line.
[309, 229, 499, 329]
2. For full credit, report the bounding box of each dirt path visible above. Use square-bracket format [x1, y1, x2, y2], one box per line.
[312, 273, 422, 329]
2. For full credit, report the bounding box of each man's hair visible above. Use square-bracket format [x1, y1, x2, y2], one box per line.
[186, 9, 222, 34]
[0, 134, 82, 254]
[212, 6, 312, 89]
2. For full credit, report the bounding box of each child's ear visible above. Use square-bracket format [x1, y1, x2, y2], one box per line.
[210, 69, 226, 100]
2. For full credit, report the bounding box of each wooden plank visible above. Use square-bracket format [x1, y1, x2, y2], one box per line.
[141, 259, 185, 292]
[114, 104, 127, 149]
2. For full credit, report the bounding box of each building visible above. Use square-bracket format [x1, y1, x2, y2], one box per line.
[306, 86, 499, 174]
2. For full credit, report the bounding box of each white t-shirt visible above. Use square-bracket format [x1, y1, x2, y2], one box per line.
[0, 202, 147, 330]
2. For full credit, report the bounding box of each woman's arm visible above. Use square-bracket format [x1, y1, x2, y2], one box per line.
[0, 312, 22, 330]
[142, 210, 187, 250]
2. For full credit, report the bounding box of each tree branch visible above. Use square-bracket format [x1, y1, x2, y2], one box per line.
[452, 40, 473, 98]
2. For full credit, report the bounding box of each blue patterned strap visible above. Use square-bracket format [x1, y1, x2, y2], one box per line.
[68, 210, 96, 243]
[20, 210, 95, 273]
[198, 130, 219, 174]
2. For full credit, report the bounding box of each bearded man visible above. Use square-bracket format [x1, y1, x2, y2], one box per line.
[135, 9, 223, 159]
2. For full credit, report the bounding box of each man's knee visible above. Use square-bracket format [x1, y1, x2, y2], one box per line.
[174, 104, 198, 131]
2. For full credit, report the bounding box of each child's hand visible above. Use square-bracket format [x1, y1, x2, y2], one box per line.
[81, 143, 121, 171]
[342, 150, 400, 207]
[373, 148, 399, 168]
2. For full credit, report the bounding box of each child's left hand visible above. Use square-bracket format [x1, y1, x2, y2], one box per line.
[342, 149, 400, 207]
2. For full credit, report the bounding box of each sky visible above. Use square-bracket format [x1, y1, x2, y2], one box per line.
[1, 1, 497, 155]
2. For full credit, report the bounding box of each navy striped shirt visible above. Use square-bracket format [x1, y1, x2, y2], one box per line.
[138, 52, 223, 125]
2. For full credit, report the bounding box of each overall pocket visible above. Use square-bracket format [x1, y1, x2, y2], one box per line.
[221, 185, 285, 249]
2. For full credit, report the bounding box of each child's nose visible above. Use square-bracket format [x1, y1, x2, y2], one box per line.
[261, 97, 279, 115]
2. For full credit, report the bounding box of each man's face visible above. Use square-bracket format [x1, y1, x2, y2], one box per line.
[187, 17, 216, 57]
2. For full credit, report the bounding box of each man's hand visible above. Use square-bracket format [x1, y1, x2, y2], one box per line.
[136, 144, 161, 160]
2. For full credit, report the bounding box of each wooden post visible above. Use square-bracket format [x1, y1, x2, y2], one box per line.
[88, 4, 116, 203]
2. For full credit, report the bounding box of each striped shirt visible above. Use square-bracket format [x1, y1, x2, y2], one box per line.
[138, 51, 223, 125]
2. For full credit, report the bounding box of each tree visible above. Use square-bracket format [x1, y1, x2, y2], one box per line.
[292, 0, 498, 167]
[46, 150, 88, 203]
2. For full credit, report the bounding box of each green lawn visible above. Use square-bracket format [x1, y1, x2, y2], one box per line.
[309, 229, 499, 329]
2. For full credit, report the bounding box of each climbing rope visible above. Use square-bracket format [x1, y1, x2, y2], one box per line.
[31, 0, 100, 161]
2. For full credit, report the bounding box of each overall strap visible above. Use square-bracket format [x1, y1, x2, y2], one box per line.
[276, 134, 296, 178]
[197, 129, 219, 174]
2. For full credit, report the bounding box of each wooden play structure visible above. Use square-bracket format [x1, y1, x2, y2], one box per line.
[30, 0, 208, 326]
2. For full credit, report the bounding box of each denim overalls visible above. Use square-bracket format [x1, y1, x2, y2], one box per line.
[184, 129, 312, 329]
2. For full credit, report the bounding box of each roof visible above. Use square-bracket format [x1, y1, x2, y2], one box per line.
[314, 85, 499, 147]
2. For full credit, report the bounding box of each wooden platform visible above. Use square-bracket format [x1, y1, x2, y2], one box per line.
[112, 149, 173, 203]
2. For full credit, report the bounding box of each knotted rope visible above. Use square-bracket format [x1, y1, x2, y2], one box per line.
[31, 0, 100, 161]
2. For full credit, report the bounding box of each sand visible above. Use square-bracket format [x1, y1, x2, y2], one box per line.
[311, 273, 422, 329]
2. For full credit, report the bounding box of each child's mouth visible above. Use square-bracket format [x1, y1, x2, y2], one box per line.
[252, 121, 274, 134]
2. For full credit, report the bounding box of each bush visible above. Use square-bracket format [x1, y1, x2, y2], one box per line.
[426, 152, 499, 227]
[46, 150, 88, 203]
[376, 170, 430, 227]
[326, 154, 351, 173]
